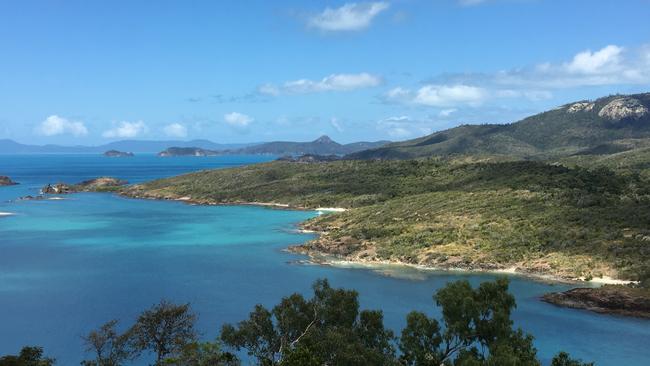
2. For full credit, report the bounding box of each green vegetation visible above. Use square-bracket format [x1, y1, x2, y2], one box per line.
[0, 279, 594, 365]
[348, 93, 650, 160]
[0, 347, 54, 366]
[121, 157, 650, 281]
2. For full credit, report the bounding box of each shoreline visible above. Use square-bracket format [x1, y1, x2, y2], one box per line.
[287, 246, 628, 286]
[291, 230, 637, 286]
[112, 190, 635, 286]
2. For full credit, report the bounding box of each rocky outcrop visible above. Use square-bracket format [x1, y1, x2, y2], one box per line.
[567, 102, 595, 113]
[103, 150, 134, 157]
[598, 97, 649, 121]
[542, 286, 650, 318]
[41, 183, 75, 194]
[41, 177, 128, 194]
[0, 176, 18, 186]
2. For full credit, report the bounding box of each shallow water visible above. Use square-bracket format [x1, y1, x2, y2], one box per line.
[0, 155, 649, 365]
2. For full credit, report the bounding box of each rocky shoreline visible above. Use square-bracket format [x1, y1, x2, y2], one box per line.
[542, 286, 650, 319]
[41, 177, 128, 194]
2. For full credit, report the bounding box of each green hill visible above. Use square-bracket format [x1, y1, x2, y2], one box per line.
[348, 93, 650, 160]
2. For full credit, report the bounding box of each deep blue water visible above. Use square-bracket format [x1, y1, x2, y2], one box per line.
[0, 155, 648, 365]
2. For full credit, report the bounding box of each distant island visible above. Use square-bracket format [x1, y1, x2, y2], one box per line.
[103, 150, 134, 157]
[227, 135, 389, 156]
[0, 136, 389, 156]
[157, 147, 221, 157]
[0, 176, 17, 186]
[0, 139, 254, 154]
[155, 136, 390, 157]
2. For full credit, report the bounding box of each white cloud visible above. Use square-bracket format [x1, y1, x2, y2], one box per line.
[257, 83, 280, 96]
[385, 84, 487, 107]
[102, 121, 147, 138]
[564, 45, 623, 74]
[36, 115, 88, 137]
[415, 85, 487, 107]
[330, 117, 344, 132]
[308, 2, 389, 31]
[163, 123, 188, 138]
[224, 112, 253, 127]
[259, 72, 382, 95]
[439, 109, 457, 117]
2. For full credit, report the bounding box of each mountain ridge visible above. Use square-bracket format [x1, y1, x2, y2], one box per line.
[347, 92, 650, 160]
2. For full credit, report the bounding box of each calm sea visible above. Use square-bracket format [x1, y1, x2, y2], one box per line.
[0, 154, 648, 365]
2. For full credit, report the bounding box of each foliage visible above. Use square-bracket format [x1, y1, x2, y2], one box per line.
[550, 352, 595, 366]
[81, 320, 133, 366]
[161, 341, 239, 366]
[130, 301, 198, 365]
[0, 347, 55, 366]
[220, 279, 396, 366]
[399, 278, 539, 366]
[0, 280, 596, 366]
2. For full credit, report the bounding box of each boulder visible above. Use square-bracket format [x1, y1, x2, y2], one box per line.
[598, 97, 649, 121]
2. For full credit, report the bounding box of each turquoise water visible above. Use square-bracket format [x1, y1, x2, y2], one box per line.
[0, 155, 648, 365]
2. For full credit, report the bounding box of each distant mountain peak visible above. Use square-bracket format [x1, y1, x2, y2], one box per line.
[314, 135, 335, 144]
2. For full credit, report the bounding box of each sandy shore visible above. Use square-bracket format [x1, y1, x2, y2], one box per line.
[293, 248, 638, 286]
[316, 207, 347, 212]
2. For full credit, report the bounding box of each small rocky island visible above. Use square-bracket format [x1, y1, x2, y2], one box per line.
[41, 177, 128, 194]
[103, 150, 134, 157]
[0, 176, 18, 186]
[157, 147, 220, 157]
[542, 285, 650, 318]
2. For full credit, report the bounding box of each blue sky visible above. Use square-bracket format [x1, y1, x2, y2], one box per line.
[1, 0, 649, 145]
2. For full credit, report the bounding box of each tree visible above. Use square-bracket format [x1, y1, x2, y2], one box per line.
[0, 346, 55, 366]
[81, 320, 133, 366]
[130, 300, 198, 365]
[161, 341, 239, 366]
[399, 278, 540, 366]
[221, 279, 396, 365]
[551, 352, 595, 366]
